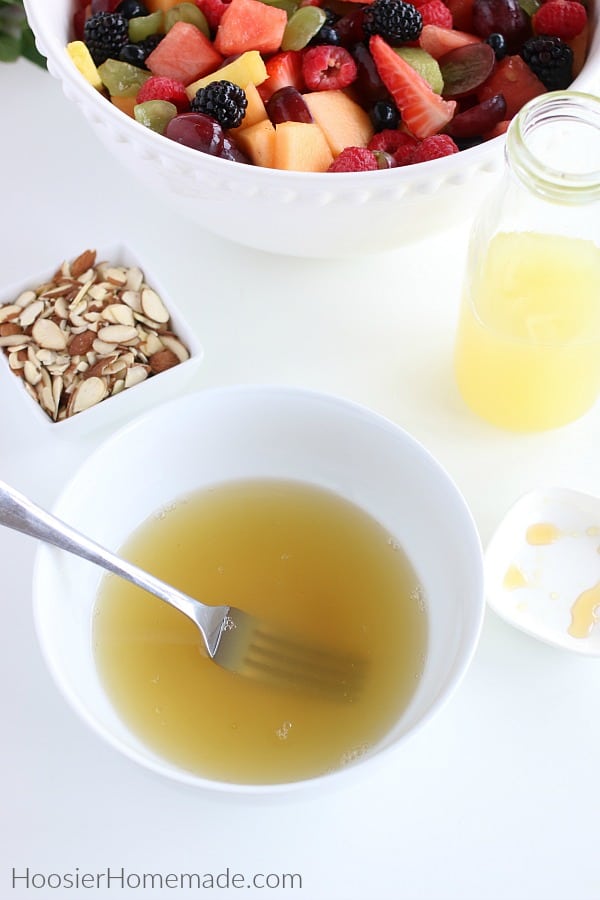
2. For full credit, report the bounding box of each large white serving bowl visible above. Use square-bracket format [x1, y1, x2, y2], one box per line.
[24, 0, 600, 258]
[32, 385, 485, 793]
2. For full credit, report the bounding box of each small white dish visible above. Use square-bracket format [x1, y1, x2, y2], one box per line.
[0, 242, 203, 436]
[485, 487, 600, 655]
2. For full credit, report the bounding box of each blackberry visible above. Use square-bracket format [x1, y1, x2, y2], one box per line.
[190, 81, 248, 130]
[84, 12, 129, 66]
[364, 0, 423, 45]
[521, 36, 573, 91]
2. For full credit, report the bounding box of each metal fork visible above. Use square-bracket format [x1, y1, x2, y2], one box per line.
[0, 480, 363, 700]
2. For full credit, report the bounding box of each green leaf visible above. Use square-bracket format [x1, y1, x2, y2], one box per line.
[0, 30, 20, 62]
[20, 26, 45, 67]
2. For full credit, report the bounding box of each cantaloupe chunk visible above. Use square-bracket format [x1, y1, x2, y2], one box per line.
[111, 95, 138, 117]
[186, 50, 268, 99]
[273, 121, 334, 172]
[235, 119, 276, 167]
[303, 91, 373, 157]
[146, 0, 181, 11]
[231, 82, 268, 132]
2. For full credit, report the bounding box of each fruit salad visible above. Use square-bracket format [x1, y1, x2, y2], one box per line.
[68, 0, 591, 172]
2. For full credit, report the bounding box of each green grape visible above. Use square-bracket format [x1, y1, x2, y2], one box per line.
[282, 6, 327, 51]
[134, 100, 178, 134]
[97, 59, 151, 97]
[164, 3, 210, 38]
[128, 11, 164, 43]
[260, 0, 299, 18]
[517, 0, 541, 14]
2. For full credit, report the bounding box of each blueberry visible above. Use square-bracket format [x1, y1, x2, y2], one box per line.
[119, 43, 148, 67]
[485, 33, 507, 60]
[116, 0, 149, 18]
[370, 99, 400, 132]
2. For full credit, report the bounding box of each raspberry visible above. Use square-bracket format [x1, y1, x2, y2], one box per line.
[411, 133, 459, 162]
[368, 129, 418, 154]
[137, 76, 190, 111]
[418, 0, 453, 29]
[394, 143, 418, 165]
[328, 147, 379, 172]
[302, 45, 358, 91]
[531, 0, 587, 41]
[364, 0, 424, 45]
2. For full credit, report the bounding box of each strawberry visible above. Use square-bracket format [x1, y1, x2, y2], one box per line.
[369, 34, 457, 139]
[257, 50, 305, 103]
[302, 45, 358, 91]
[532, 0, 587, 41]
[418, 0, 454, 29]
[411, 133, 459, 161]
[137, 76, 190, 111]
[328, 147, 379, 172]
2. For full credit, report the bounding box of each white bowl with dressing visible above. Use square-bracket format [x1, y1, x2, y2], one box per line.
[32, 385, 484, 792]
[486, 487, 600, 655]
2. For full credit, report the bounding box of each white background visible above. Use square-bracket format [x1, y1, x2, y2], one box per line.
[2, 58, 600, 900]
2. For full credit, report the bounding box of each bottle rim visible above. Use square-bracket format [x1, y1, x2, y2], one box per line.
[507, 91, 600, 203]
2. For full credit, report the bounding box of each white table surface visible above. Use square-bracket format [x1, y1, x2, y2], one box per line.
[2, 57, 600, 900]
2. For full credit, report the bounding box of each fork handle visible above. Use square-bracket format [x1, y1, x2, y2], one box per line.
[0, 479, 224, 655]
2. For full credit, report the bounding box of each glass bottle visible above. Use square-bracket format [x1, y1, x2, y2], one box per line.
[454, 91, 600, 432]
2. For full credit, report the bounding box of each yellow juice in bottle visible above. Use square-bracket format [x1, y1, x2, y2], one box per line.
[454, 231, 600, 431]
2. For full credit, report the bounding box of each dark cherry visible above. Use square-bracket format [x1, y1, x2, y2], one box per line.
[267, 87, 313, 124]
[351, 42, 388, 104]
[165, 113, 224, 156]
[472, 0, 531, 53]
[445, 94, 507, 138]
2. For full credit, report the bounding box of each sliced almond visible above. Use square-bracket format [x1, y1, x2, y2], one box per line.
[104, 267, 128, 287]
[149, 349, 179, 374]
[121, 290, 142, 312]
[70, 376, 107, 414]
[19, 298, 45, 329]
[125, 364, 150, 388]
[102, 304, 135, 327]
[160, 334, 190, 363]
[69, 329, 96, 356]
[0, 334, 28, 348]
[70, 249, 96, 278]
[15, 290, 37, 308]
[23, 360, 42, 386]
[0, 322, 23, 338]
[32, 318, 68, 351]
[97, 324, 139, 345]
[0, 304, 22, 323]
[141, 288, 169, 324]
[125, 266, 144, 292]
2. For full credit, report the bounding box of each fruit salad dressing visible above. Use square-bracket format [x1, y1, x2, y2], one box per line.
[454, 93, 600, 431]
[501, 519, 600, 640]
[93, 479, 427, 784]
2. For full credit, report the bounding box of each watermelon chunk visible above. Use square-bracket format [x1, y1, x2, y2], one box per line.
[418, 24, 481, 59]
[146, 21, 223, 85]
[477, 55, 546, 119]
[214, 0, 288, 56]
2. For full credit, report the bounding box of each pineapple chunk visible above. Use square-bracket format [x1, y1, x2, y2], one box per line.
[67, 41, 103, 91]
[186, 50, 267, 100]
